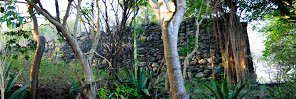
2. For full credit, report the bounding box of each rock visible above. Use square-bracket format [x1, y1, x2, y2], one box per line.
[190, 60, 198, 65]
[207, 57, 214, 63]
[189, 66, 199, 72]
[195, 56, 201, 60]
[138, 47, 145, 51]
[214, 67, 222, 74]
[158, 60, 165, 64]
[195, 72, 204, 78]
[198, 59, 207, 64]
[179, 33, 186, 36]
[203, 53, 209, 58]
[157, 55, 163, 60]
[153, 53, 158, 57]
[139, 62, 147, 67]
[152, 63, 159, 71]
[206, 65, 213, 69]
[152, 62, 159, 68]
[204, 69, 211, 75]
[149, 57, 157, 62]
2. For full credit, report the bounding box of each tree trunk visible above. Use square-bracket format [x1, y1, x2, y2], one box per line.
[27, 4, 46, 99]
[163, 22, 189, 99]
[26, 1, 97, 98]
[212, 0, 256, 85]
[149, 0, 189, 98]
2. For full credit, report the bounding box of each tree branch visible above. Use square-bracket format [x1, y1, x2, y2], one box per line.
[63, 0, 73, 26]
[148, 0, 160, 21]
[26, 1, 63, 30]
[173, 0, 186, 29]
[73, 0, 82, 39]
[88, 0, 102, 62]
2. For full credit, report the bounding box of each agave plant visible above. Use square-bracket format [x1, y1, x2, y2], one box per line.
[202, 78, 248, 99]
[1, 61, 30, 99]
[115, 64, 163, 98]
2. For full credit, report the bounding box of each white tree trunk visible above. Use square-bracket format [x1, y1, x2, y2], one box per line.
[149, 0, 189, 98]
[163, 22, 189, 99]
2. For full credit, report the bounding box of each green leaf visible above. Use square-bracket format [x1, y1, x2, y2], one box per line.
[5, 68, 23, 95]
[6, 11, 15, 16]
[214, 81, 223, 99]
[8, 83, 30, 99]
[119, 95, 124, 99]
[232, 82, 247, 99]
[7, 6, 15, 10]
[0, 7, 4, 13]
[4, 61, 13, 81]
[5, 2, 12, 5]
[230, 81, 241, 98]
[201, 93, 214, 99]
[203, 83, 218, 98]
[57, 38, 65, 43]
[141, 89, 150, 96]
[222, 78, 229, 98]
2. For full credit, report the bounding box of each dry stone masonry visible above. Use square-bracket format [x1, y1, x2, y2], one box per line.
[137, 17, 223, 79]
[43, 17, 250, 79]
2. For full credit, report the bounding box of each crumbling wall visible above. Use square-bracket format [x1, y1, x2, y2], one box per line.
[43, 17, 251, 79]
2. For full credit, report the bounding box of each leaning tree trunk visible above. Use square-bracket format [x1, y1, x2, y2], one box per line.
[149, 0, 189, 98]
[27, 5, 46, 99]
[26, 1, 97, 98]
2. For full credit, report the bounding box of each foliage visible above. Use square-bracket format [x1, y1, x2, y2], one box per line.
[268, 82, 296, 99]
[0, 2, 35, 60]
[184, 78, 209, 98]
[10, 51, 83, 90]
[3, 30, 36, 60]
[0, 1, 26, 29]
[133, 5, 158, 25]
[179, 35, 195, 57]
[1, 59, 30, 99]
[99, 83, 139, 99]
[202, 78, 248, 99]
[111, 64, 164, 98]
[117, 67, 151, 98]
[185, 0, 210, 18]
[257, 17, 296, 67]
[239, 0, 296, 22]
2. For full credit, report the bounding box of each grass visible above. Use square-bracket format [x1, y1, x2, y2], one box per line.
[5, 51, 296, 99]
[9, 51, 84, 90]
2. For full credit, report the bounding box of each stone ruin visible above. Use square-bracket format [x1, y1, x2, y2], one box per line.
[44, 17, 249, 79]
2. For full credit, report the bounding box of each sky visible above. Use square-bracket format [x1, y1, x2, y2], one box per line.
[247, 22, 278, 83]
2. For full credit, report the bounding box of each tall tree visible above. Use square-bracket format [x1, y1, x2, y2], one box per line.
[27, 3, 46, 99]
[211, 0, 255, 84]
[182, 0, 210, 80]
[26, 0, 100, 98]
[148, 0, 189, 98]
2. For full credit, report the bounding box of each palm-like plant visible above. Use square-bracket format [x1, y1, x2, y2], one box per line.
[202, 78, 248, 99]
[1, 60, 30, 99]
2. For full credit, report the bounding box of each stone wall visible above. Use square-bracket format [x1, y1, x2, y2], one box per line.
[136, 17, 223, 78]
[43, 17, 253, 79]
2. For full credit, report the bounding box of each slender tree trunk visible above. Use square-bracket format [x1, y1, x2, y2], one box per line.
[27, 4, 46, 99]
[26, 1, 97, 98]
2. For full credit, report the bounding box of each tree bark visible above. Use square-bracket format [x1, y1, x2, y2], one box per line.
[27, 4, 46, 99]
[149, 0, 189, 98]
[26, 1, 97, 98]
[211, 0, 256, 84]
